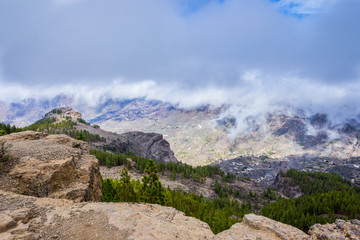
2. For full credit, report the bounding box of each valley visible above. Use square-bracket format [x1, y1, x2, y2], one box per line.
[2, 98, 360, 187]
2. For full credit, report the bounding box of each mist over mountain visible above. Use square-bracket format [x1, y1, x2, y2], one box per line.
[0, 0, 360, 131]
[0, 0, 359, 187]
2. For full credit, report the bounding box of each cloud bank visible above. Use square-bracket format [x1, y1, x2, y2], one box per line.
[0, 0, 360, 131]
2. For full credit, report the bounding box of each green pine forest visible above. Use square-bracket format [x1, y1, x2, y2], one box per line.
[99, 159, 251, 234]
[260, 169, 360, 231]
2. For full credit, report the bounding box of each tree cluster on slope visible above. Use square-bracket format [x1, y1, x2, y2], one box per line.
[90, 149, 231, 184]
[260, 169, 360, 231]
[101, 160, 252, 234]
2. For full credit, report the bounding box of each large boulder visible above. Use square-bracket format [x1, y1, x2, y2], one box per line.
[0, 131, 102, 202]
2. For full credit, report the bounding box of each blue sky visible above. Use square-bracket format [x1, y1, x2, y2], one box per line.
[0, 0, 359, 120]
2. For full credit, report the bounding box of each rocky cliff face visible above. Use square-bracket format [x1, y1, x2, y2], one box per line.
[0, 131, 358, 240]
[120, 131, 178, 163]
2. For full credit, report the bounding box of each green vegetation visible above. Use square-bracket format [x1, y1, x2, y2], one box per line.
[25, 117, 57, 131]
[90, 149, 229, 184]
[260, 169, 360, 232]
[140, 159, 165, 205]
[77, 118, 90, 125]
[44, 108, 62, 117]
[0, 141, 12, 163]
[101, 160, 252, 234]
[279, 168, 354, 196]
[260, 190, 360, 231]
[0, 123, 22, 135]
[2, 117, 106, 144]
[0, 141, 12, 169]
[1, 117, 106, 144]
[262, 187, 278, 201]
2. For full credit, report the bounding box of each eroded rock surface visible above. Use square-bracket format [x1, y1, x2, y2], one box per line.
[215, 213, 309, 240]
[0, 190, 214, 240]
[0, 131, 102, 202]
[309, 219, 360, 240]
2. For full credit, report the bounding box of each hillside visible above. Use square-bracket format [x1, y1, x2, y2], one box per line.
[1, 107, 179, 164]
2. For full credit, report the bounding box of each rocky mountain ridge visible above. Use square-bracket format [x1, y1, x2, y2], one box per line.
[2, 131, 359, 239]
[40, 107, 179, 164]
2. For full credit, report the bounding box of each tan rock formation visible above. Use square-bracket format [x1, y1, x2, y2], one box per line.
[309, 219, 360, 240]
[0, 190, 215, 240]
[0, 190, 312, 240]
[0, 131, 102, 202]
[214, 213, 309, 240]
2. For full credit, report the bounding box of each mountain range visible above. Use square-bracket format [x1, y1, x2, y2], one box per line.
[1, 97, 360, 186]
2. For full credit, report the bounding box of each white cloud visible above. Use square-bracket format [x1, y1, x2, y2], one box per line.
[276, 0, 341, 14]
[0, 0, 359, 132]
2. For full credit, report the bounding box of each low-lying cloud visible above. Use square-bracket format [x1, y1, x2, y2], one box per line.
[0, 0, 360, 133]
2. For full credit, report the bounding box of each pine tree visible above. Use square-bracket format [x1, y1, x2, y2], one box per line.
[114, 168, 137, 202]
[140, 159, 165, 205]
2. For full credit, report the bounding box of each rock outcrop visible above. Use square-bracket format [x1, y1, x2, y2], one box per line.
[215, 213, 309, 240]
[121, 131, 178, 163]
[309, 219, 360, 240]
[0, 190, 214, 240]
[0, 131, 102, 202]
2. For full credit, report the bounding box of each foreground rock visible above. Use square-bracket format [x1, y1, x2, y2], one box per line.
[0, 131, 102, 202]
[309, 219, 360, 240]
[0, 190, 214, 240]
